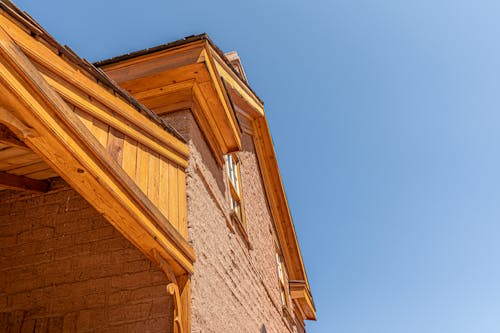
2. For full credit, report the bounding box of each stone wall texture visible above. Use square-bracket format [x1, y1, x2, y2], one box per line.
[163, 110, 298, 333]
[0, 179, 173, 333]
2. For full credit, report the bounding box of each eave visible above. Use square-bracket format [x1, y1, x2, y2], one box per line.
[97, 36, 249, 165]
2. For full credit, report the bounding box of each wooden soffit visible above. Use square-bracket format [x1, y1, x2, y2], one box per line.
[98, 40, 249, 163]
[0, 9, 194, 276]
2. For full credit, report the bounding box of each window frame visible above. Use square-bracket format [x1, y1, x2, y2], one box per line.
[224, 153, 247, 233]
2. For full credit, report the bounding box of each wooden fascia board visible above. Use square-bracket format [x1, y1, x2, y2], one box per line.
[0, 25, 195, 275]
[0, 14, 188, 161]
[201, 44, 241, 151]
[191, 84, 225, 165]
[252, 116, 315, 308]
[208, 46, 264, 116]
[98, 41, 207, 83]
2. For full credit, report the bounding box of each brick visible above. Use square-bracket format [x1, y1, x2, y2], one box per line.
[55, 219, 92, 235]
[76, 309, 107, 331]
[17, 226, 55, 244]
[108, 302, 151, 325]
[74, 226, 115, 245]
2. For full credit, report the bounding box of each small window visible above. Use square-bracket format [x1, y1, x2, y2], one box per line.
[276, 250, 289, 308]
[225, 153, 245, 227]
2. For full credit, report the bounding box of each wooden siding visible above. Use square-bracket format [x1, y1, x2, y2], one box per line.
[73, 105, 187, 237]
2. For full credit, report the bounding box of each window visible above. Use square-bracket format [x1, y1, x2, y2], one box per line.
[225, 153, 245, 227]
[276, 250, 289, 308]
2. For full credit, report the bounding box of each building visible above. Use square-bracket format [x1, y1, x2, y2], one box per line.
[0, 1, 316, 332]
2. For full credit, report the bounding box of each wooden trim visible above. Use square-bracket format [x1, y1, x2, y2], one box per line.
[209, 46, 264, 115]
[201, 46, 241, 150]
[191, 86, 225, 165]
[0, 171, 50, 192]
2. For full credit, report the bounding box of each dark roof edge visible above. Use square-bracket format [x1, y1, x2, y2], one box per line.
[94, 33, 264, 106]
[0, 0, 186, 143]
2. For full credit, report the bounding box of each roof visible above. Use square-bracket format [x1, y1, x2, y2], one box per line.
[94, 33, 264, 106]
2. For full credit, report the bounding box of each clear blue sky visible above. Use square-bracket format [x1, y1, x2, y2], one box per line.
[15, 0, 500, 332]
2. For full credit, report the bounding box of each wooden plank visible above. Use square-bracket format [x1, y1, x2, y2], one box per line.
[132, 79, 195, 100]
[74, 107, 93, 131]
[106, 126, 124, 164]
[135, 144, 149, 193]
[0, 123, 27, 148]
[100, 43, 206, 83]
[177, 167, 187, 237]
[168, 161, 179, 230]
[25, 168, 57, 180]
[147, 151, 160, 206]
[0, 151, 40, 170]
[90, 117, 109, 147]
[7, 161, 48, 175]
[0, 146, 29, 162]
[122, 135, 137, 179]
[158, 157, 169, 219]
[0, 171, 50, 192]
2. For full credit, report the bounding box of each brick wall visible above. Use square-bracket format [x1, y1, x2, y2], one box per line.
[163, 111, 298, 333]
[0, 179, 173, 333]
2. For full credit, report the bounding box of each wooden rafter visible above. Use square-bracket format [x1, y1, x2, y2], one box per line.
[0, 123, 27, 148]
[0, 171, 49, 192]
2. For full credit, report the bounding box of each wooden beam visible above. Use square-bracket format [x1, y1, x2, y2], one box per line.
[0, 123, 27, 148]
[0, 171, 50, 192]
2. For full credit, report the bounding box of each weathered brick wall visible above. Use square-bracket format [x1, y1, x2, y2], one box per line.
[0, 179, 173, 332]
[163, 111, 297, 333]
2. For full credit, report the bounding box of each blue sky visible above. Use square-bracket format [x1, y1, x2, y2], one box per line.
[15, 0, 500, 332]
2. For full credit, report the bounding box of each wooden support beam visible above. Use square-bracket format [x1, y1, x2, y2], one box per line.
[0, 122, 27, 149]
[0, 171, 49, 192]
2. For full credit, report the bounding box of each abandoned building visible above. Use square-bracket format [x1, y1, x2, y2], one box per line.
[0, 0, 316, 332]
